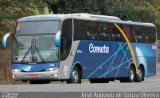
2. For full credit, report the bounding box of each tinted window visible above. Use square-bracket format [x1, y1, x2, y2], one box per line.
[98, 23, 112, 41]
[146, 27, 156, 43]
[74, 20, 156, 43]
[111, 24, 125, 42]
[132, 26, 156, 43]
[74, 20, 125, 42]
[133, 26, 144, 43]
[74, 20, 87, 40]
[74, 20, 99, 40]
[86, 21, 98, 40]
[60, 19, 72, 60]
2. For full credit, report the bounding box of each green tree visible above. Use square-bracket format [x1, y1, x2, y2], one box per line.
[0, 0, 37, 81]
[43, 0, 160, 37]
[0, 0, 37, 34]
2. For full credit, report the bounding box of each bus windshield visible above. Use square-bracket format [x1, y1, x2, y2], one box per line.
[13, 21, 60, 63]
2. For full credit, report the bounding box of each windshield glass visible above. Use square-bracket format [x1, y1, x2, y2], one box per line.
[13, 35, 58, 63]
[13, 21, 60, 63]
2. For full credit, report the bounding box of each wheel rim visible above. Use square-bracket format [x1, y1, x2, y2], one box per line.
[129, 69, 134, 81]
[138, 68, 143, 80]
[72, 69, 79, 83]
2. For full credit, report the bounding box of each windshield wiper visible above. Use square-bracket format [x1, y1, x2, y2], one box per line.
[20, 47, 31, 63]
[20, 37, 45, 63]
[20, 38, 34, 63]
[35, 46, 45, 63]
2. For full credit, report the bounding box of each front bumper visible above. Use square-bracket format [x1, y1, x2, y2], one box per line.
[12, 70, 59, 81]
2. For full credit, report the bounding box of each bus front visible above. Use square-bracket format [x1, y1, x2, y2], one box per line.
[12, 17, 61, 83]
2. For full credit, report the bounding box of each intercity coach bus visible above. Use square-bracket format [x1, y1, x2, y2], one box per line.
[2, 13, 157, 84]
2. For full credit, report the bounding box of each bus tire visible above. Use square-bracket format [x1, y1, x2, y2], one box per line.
[128, 66, 136, 82]
[120, 66, 135, 83]
[135, 66, 144, 82]
[66, 67, 81, 84]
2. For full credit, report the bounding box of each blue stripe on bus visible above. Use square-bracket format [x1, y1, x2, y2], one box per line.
[12, 62, 60, 72]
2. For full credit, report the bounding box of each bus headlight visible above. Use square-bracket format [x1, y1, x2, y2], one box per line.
[45, 68, 57, 72]
[12, 69, 21, 72]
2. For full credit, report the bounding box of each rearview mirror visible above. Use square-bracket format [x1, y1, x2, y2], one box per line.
[2, 32, 11, 48]
[55, 31, 61, 47]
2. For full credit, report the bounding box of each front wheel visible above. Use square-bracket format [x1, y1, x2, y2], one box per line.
[66, 67, 81, 84]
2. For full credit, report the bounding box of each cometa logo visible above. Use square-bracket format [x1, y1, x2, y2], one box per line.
[89, 43, 109, 53]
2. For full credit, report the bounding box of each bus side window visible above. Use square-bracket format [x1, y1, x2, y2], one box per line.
[74, 20, 87, 40]
[60, 19, 72, 60]
[86, 31, 92, 40]
[111, 24, 124, 42]
[133, 26, 150, 43]
[99, 31, 107, 41]
[132, 26, 141, 43]
[98, 24, 110, 41]
[86, 21, 98, 40]
[136, 34, 142, 42]
[142, 32, 149, 43]
[132, 26, 156, 43]
[146, 27, 156, 43]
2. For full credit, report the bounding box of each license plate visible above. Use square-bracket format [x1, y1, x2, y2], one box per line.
[29, 74, 37, 78]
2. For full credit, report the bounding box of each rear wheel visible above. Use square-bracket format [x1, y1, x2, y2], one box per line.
[135, 67, 144, 82]
[120, 66, 135, 83]
[66, 67, 81, 83]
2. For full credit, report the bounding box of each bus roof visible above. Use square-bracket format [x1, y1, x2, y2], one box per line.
[17, 13, 156, 27]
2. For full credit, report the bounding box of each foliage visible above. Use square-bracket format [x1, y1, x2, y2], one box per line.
[0, 0, 37, 35]
[0, 0, 160, 34]
[42, 0, 160, 36]
[0, 0, 38, 80]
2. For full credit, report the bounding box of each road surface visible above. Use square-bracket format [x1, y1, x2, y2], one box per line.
[0, 74, 160, 92]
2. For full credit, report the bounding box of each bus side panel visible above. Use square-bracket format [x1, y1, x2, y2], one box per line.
[73, 40, 133, 79]
[147, 57, 156, 76]
[132, 43, 156, 77]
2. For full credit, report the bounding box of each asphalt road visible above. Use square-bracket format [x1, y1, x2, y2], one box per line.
[0, 73, 160, 92]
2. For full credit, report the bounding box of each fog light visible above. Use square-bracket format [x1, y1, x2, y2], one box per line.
[54, 73, 58, 77]
[51, 73, 58, 77]
[45, 68, 57, 71]
[13, 75, 16, 78]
